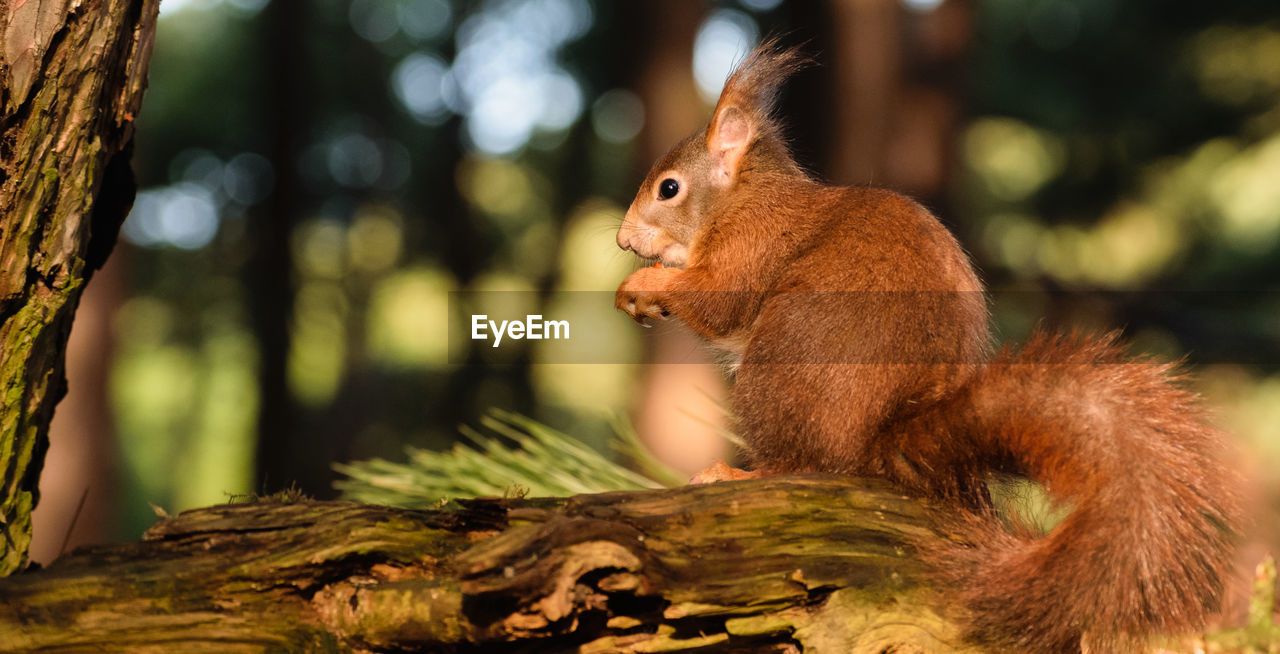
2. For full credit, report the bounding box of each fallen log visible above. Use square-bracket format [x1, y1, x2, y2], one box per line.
[0, 476, 981, 653]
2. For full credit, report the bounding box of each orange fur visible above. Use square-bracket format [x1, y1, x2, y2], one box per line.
[615, 40, 1240, 652]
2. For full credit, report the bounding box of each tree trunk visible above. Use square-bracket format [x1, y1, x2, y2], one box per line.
[29, 251, 123, 564]
[249, 0, 306, 497]
[820, 0, 972, 205]
[0, 0, 160, 576]
[0, 477, 982, 653]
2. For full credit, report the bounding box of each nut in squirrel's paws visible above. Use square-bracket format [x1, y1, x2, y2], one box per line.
[616, 264, 681, 324]
[689, 460, 761, 484]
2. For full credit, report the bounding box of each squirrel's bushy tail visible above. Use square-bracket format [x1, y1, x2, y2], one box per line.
[913, 331, 1240, 653]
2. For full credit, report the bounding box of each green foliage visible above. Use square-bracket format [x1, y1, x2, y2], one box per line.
[1204, 554, 1280, 653]
[987, 475, 1072, 535]
[333, 409, 683, 508]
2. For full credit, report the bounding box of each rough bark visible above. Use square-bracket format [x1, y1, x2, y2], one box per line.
[29, 251, 122, 564]
[0, 0, 159, 576]
[0, 477, 982, 653]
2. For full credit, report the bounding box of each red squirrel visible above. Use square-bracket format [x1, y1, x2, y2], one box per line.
[614, 42, 1240, 653]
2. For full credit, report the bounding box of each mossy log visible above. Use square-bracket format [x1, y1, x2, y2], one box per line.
[0, 476, 983, 653]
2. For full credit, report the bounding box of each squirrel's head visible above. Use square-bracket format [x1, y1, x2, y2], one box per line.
[617, 40, 809, 268]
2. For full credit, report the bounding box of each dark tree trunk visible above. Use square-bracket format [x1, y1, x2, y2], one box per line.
[249, 0, 306, 495]
[0, 0, 159, 576]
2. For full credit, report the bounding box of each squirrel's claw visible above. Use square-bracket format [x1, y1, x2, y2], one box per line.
[616, 265, 680, 326]
[635, 296, 671, 323]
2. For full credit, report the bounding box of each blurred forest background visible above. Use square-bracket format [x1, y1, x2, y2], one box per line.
[29, 0, 1280, 565]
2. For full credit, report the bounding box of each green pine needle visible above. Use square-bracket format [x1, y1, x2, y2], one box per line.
[333, 409, 683, 508]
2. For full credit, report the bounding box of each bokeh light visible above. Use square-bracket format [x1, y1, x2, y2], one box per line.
[693, 9, 758, 104]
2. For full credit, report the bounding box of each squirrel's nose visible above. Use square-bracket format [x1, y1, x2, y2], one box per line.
[617, 213, 635, 251]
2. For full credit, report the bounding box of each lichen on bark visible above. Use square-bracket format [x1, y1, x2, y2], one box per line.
[0, 0, 160, 576]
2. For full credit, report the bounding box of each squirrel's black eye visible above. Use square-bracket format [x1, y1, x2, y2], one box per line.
[657, 178, 680, 200]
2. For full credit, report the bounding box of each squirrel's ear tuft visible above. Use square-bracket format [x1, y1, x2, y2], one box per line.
[705, 37, 811, 184]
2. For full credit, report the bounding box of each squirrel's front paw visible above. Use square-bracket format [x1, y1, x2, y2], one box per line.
[616, 266, 681, 324]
